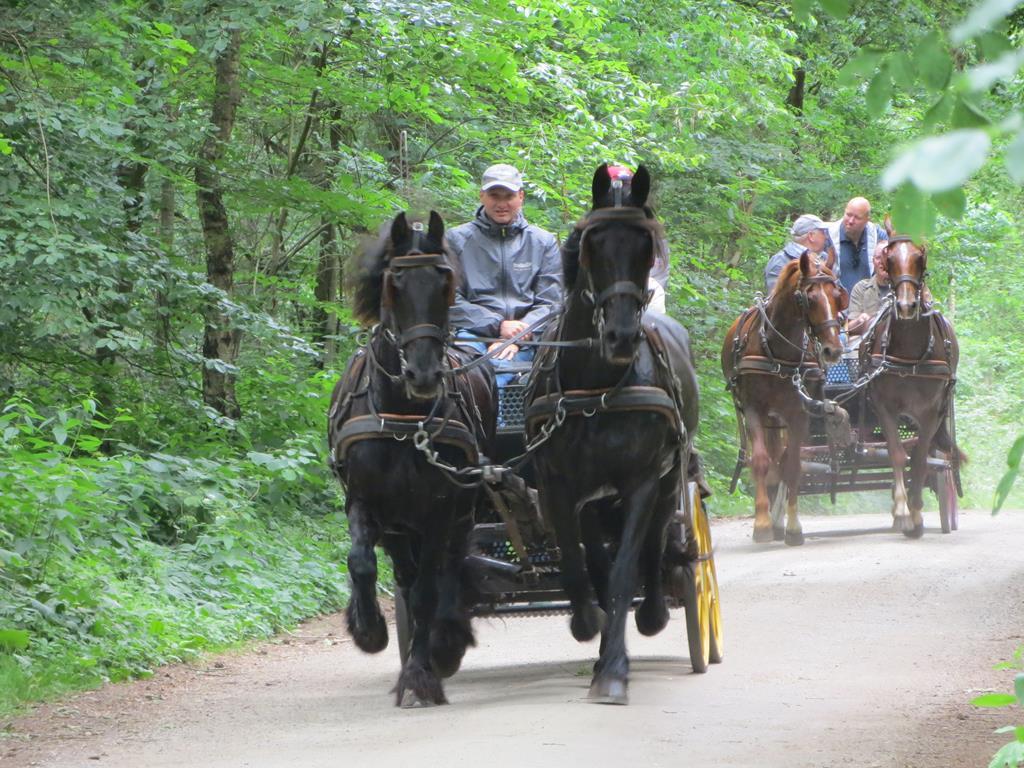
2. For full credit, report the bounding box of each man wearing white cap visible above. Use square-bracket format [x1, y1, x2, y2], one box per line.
[447, 163, 561, 361]
[764, 213, 830, 293]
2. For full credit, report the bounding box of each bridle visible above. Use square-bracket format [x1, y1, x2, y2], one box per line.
[576, 206, 656, 334]
[376, 223, 456, 387]
[886, 236, 929, 320]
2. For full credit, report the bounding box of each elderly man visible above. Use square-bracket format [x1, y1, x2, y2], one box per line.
[447, 163, 562, 361]
[846, 242, 891, 336]
[826, 197, 889, 294]
[764, 213, 829, 293]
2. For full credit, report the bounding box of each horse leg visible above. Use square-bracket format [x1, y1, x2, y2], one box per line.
[781, 415, 807, 547]
[765, 426, 786, 540]
[344, 496, 388, 653]
[590, 475, 660, 705]
[875, 403, 912, 532]
[538, 476, 604, 642]
[394, 512, 449, 707]
[905, 413, 940, 539]
[635, 467, 680, 636]
[429, 501, 476, 678]
[580, 503, 611, 612]
[744, 408, 774, 543]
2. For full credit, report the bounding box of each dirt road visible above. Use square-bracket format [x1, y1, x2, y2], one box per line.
[5, 510, 1023, 768]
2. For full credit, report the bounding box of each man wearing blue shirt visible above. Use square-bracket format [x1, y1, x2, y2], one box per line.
[826, 197, 888, 294]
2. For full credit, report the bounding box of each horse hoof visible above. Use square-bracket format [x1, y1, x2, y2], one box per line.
[570, 605, 605, 642]
[784, 529, 804, 547]
[399, 689, 444, 709]
[753, 526, 774, 544]
[772, 526, 785, 541]
[902, 522, 925, 539]
[347, 604, 388, 654]
[635, 597, 669, 637]
[588, 677, 628, 705]
[395, 666, 448, 708]
[430, 618, 475, 679]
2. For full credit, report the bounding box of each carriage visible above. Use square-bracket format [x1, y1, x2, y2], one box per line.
[393, 359, 725, 676]
[333, 168, 723, 706]
[722, 226, 962, 545]
[739, 347, 964, 534]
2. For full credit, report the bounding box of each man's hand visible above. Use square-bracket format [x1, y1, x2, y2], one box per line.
[499, 319, 531, 341]
[846, 312, 870, 335]
[488, 340, 520, 361]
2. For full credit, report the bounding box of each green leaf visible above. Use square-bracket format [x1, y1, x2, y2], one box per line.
[792, 0, 814, 21]
[979, 31, 1014, 58]
[53, 485, 73, 505]
[817, 0, 850, 18]
[1004, 130, 1024, 183]
[866, 66, 893, 114]
[1008, 434, 1024, 469]
[952, 0, 1024, 43]
[52, 425, 67, 445]
[972, 692, 1018, 707]
[915, 33, 952, 91]
[922, 94, 953, 132]
[891, 185, 937, 239]
[837, 51, 882, 85]
[993, 467, 1019, 513]
[882, 130, 991, 193]
[0, 629, 30, 651]
[889, 53, 916, 89]
[951, 98, 991, 129]
[931, 189, 966, 220]
[965, 50, 1024, 92]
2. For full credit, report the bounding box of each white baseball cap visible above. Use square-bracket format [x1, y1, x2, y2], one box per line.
[480, 163, 523, 192]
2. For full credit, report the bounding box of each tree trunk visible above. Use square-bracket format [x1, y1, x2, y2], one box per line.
[156, 177, 175, 351]
[313, 105, 344, 366]
[786, 68, 805, 114]
[196, 29, 243, 420]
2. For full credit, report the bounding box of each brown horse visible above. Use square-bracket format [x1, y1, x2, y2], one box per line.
[722, 253, 848, 545]
[860, 221, 961, 537]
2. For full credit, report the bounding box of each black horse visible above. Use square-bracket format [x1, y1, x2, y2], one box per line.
[327, 211, 497, 707]
[526, 164, 700, 704]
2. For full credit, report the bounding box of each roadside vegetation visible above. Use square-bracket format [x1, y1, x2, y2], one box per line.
[1, 0, 1022, 727]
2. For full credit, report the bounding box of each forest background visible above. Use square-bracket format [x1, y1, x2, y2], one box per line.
[1, 0, 1022, 715]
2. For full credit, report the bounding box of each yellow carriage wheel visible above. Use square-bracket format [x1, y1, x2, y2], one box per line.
[685, 482, 723, 670]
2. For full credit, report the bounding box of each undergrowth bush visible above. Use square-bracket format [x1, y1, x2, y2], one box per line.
[0, 396, 349, 716]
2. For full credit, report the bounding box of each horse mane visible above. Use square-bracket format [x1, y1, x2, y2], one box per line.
[561, 208, 664, 293]
[349, 216, 461, 326]
[350, 226, 392, 325]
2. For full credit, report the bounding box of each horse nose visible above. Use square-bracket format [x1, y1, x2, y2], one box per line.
[898, 298, 918, 317]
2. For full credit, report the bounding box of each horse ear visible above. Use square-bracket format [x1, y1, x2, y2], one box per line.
[799, 249, 812, 277]
[630, 165, 651, 207]
[427, 210, 445, 246]
[592, 163, 611, 207]
[883, 213, 894, 239]
[391, 211, 410, 247]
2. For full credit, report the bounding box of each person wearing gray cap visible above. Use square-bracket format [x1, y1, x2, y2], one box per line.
[763, 213, 830, 293]
[446, 163, 562, 362]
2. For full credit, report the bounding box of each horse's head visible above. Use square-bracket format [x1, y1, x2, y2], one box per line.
[576, 164, 657, 364]
[882, 217, 928, 320]
[776, 253, 848, 366]
[380, 210, 456, 400]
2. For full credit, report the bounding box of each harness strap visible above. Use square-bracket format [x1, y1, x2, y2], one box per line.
[334, 414, 480, 466]
[525, 385, 680, 437]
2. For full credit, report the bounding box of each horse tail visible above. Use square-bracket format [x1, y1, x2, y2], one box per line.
[933, 419, 968, 465]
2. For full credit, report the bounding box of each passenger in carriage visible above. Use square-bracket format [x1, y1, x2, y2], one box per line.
[764, 213, 830, 293]
[846, 242, 891, 336]
[605, 164, 671, 314]
[447, 163, 562, 363]
[826, 197, 889, 294]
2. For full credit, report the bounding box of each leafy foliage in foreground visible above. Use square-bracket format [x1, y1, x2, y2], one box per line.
[0, 397, 348, 715]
